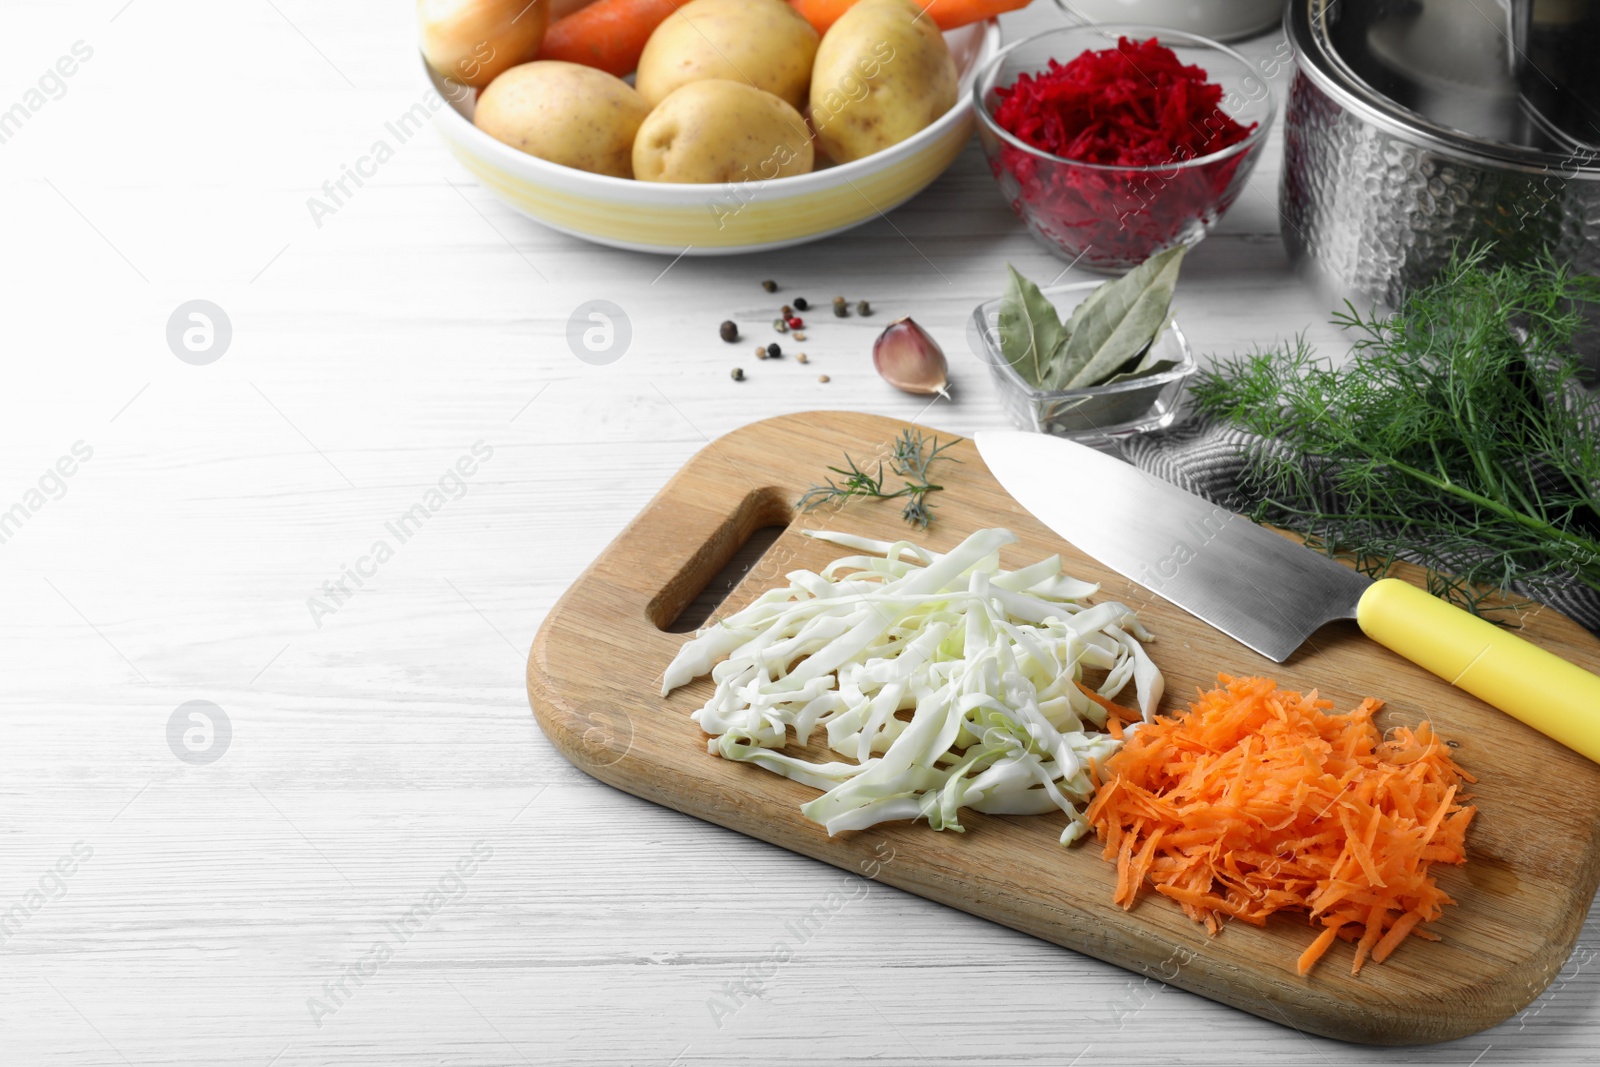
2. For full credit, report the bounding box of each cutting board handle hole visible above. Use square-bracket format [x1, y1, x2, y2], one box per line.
[652, 486, 793, 633]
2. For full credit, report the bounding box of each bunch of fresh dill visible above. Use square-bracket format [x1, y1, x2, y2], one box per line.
[1191, 246, 1600, 616]
[797, 429, 962, 528]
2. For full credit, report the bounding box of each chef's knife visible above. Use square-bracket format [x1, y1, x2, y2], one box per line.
[976, 430, 1600, 764]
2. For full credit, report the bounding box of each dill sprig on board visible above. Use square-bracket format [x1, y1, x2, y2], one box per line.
[797, 429, 962, 528]
[1191, 246, 1600, 616]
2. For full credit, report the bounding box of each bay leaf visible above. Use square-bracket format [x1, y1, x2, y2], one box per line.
[1054, 245, 1187, 390]
[1095, 325, 1174, 382]
[1131, 325, 1174, 372]
[996, 264, 1070, 389]
[1099, 358, 1180, 386]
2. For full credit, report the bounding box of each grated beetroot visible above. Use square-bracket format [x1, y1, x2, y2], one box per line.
[987, 37, 1260, 269]
[994, 37, 1255, 166]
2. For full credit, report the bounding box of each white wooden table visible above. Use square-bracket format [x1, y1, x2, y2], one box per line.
[4, 2, 1595, 1063]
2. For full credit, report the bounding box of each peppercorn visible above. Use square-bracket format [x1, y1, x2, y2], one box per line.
[792, 331, 807, 341]
[719, 320, 738, 343]
[761, 279, 777, 292]
[755, 345, 767, 359]
[856, 300, 871, 316]
[794, 297, 809, 311]
[781, 305, 793, 318]
[731, 367, 745, 381]
[786, 316, 803, 329]
[818, 375, 830, 383]
[833, 301, 849, 318]
[766, 342, 781, 359]
[772, 318, 788, 333]
[797, 352, 809, 364]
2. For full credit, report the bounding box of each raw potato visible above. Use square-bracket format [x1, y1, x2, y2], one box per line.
[810, 0, 958, 164]
[635, 0, 819, 109]
[418, 0, 549, 88]
[475, 61, 651, 179]
[633, 80, 815, 184]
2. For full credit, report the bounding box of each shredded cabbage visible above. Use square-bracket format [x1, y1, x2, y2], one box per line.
[662, 527, 1164, 844]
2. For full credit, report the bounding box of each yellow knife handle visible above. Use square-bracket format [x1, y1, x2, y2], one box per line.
[1356, 578, 1600, 763]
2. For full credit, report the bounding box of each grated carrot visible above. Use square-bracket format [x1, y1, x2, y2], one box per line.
[1086, 675, 1476, 976]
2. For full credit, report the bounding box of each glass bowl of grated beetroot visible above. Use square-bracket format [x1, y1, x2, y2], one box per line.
[974, 26, 1275, 272]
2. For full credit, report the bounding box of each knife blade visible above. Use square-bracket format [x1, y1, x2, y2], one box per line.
[976, 429, 1600, 764]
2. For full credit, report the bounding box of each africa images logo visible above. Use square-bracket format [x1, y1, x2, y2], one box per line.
[307, 442, 494, 627]
[0, 441, 93, 547]
[0, 41, 93, 148]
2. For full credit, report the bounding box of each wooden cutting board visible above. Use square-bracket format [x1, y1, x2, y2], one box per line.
[526, 411, 1600, 1044]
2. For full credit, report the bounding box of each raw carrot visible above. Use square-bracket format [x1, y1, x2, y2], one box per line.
[1296, 922, 1342, 976]
[551, 0, 601, 18]
[789, 0, 1032, 36]
[536, 0, 684, 78]
[788, 0, 856, 34]
[1085, 675, 1476, 977]
[1076, 681, 1131, 740]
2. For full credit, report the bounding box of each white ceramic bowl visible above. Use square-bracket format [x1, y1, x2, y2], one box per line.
[425, 21, 1002, 256]
[1054, 0, 1284, 41]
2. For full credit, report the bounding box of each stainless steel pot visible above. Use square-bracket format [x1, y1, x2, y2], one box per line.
[1281, 0, 1600, 308]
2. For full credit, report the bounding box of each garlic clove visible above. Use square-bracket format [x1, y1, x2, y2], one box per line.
[873, 317, 951, 398]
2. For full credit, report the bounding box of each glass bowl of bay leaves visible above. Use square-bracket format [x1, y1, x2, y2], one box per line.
[969, 250, 1195, 443]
